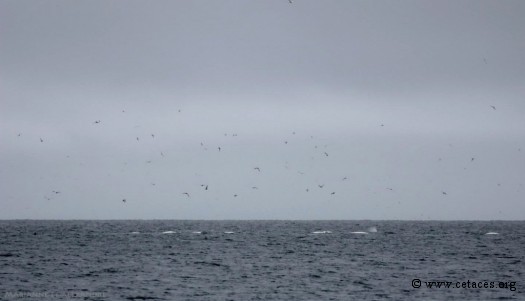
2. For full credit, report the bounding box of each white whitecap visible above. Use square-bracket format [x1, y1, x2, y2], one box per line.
[224, 231, 235, 234]
[130, 231, 140, 234]
[350, 231, 369, 234]
[367, 226, 378, 233]
[485, 232, 499, 235]
[192, 231, 202, 234]
[162, 231, 176, 234]
[312, 230, 332, 234]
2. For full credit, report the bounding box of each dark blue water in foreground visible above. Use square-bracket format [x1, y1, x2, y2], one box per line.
[0, 221, 523, 300]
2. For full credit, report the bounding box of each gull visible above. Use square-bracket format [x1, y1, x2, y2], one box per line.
[342, 177, 347, 181]
[182, 192, 190, 198]
[251, 186, 258, 190]
[93, 120, 101, 124]
[122, 199, 126, 203]
[306, 188, 309, 192]
[442, 191, 447, 195]
[136, 137, 140, 141]
[254, 167, 261, 172]
[40, 138, 44, 143]
[318, 184, 324, 189]
[324, 152, 329, 157]
[218, 147, 221, 152]
[386, 188, 394, 191]
[161, 152, 164, 157]
[52, 190, 60, 194]
[490, 105, 496, 110]
[17, 133, 21, 137]
[471, 157, 475, 162]
[151, 134, 155, 138]
[330, 192, 335, 195]
[233, 194, 238, 197]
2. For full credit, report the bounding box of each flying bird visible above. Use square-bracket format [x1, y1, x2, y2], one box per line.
[318, 184, 324, 189]
[331, 192, 335, 195]
[254, 167, 261, 172]
[93, 120, 101, 124]
[40, 138, 43, 143]
[182, 192, 190, 198]
[122, 199, 126, 203]
[342, 177, 348, 181]
[471, 158, 475, 162]
[251, 186, 258, 190]
[233, 194, 238, 197]
[490, 105, 496, 110]
[442, 191, 447, 195]
[151, 134, 155, 138]
[136, 137, 140, 141]
[324, 152, 329, 157]
[218, 147, 221, 152]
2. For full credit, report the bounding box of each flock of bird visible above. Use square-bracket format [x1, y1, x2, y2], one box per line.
[21, 105, 503, 205]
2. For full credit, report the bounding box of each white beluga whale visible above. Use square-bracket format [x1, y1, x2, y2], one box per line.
[367, 226, 378, 233]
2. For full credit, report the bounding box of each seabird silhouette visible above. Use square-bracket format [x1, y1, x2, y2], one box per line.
[318, 184, 324, 188]
[324, 152, 329, 157]
[233, 194, 238, 197]
[93, 120, 101, 124]
[490, 105, 496, 110]
[218, 147, 221, 152]
[122, 199, 126, 203]
[251, 186, 258, 190]
[331, 192, 335, 195]
[40, 138, 43, 143]
[182, 192, 190, 198]
[254, 167, 261, 172]
[442, 191, 447, 195]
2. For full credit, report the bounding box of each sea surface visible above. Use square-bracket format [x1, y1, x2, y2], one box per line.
[0, 220, 523, 300]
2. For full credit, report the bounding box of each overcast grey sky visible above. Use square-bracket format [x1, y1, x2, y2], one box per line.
[1, 0, 524, 220]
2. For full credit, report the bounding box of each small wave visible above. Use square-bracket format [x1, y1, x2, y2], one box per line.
[350, 231, 368, 234]
[224, 231, 235, 234]
[485, 232, 499, 235]
[192, 231, 202, 234]
[312, 231, 332, 234]
[161, 231, 176, 234]
[130, 231, 140, 234]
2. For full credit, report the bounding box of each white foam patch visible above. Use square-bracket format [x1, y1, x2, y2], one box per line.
[192, 231, 202, 234]
[224, 231, 235, 234]
[162, 231, 176, 234]
[130, 231, 140, 234]
[485, 232, 499, 235]
[350, 231, 368, 234]
[312, 231, 332, 234]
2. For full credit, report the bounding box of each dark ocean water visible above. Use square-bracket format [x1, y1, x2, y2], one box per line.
[0, 220, 523, 301]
